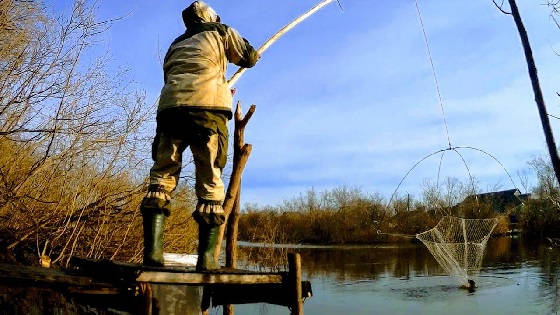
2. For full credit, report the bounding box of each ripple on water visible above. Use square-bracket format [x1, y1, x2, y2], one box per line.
[383, 273, 518, 301]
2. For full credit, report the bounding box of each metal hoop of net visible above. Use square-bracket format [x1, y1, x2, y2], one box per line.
[416, 216, 498, 286]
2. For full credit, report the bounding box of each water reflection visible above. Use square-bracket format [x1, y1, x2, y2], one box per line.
[289, 246, 427, 284]
[6, 237, 557, 314]
[237, 237, 560, 314]
[151, 285, 203, 314]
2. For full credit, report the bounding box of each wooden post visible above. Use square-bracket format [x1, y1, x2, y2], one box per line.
[507, 0, 560, 186]
[138, 283, 153, 315]
[201, 286, 211, 315]
[224, 304, 234, 315]
[225, 195, 241, 313]
[288, 253, 303, 315]
[219, 101, 255, 315]
[226, 192, 241, 268]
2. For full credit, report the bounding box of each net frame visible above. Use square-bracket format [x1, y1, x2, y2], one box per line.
[416, 216, 498, 286]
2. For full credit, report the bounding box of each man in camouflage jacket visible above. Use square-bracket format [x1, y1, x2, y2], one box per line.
[141, 1, 259, 270]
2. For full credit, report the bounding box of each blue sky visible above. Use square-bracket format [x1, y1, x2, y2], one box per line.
[48, 0, 560, 205]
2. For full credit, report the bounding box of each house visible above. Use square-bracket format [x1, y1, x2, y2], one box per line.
[458, 188, 530, 214]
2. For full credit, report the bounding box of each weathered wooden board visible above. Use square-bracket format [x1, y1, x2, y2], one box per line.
[136, 270, 284, 284]
[71, 257, 287, 285]
[0, 263, 113, 289]
[0, 256, 313, 313]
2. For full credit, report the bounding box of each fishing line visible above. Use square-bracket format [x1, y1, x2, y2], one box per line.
[384, 0, 520, 213]
[386, 146, 518, 211]
[436, 150, 446, 189]
[415, 0, 452, 148]
[452, 148, 476, 194]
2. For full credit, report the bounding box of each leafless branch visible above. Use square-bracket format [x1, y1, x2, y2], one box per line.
[492, 0, 512, 15]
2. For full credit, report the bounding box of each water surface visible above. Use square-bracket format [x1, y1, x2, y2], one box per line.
[3, 237, 557, 314]
[232, 237, 560, 315]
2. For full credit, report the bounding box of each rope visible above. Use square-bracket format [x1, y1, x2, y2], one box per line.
[380, 0, 521, 237]
[386, 1, 519, 206]
[414, 0, 452, 148]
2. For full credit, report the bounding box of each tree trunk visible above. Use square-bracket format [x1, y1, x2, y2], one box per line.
[508, 0, 560, 185]
[214, 102, 256, 260]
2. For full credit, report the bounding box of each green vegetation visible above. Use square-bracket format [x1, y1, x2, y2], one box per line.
[515, 156, 560, 236]
[237, 185, 458, 245]
[238, 160, 560, 245]
[239, 187, 387, 244]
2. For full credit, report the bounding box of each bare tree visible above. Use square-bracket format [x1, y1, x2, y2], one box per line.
[492, 0, 560, 187]
[0, 0, 162, 265]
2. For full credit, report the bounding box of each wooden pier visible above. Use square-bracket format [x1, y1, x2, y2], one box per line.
[0, 102, 312, 314]
[0, 253, 311, 314]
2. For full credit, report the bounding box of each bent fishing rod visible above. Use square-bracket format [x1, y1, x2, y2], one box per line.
[228, 0, 337, 87]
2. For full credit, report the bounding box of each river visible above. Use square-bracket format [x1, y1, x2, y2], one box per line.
[2, 237, 558, 314]
[231, 237, 559, 314]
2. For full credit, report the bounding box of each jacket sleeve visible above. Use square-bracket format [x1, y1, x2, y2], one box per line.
[163, 48, 171, 83]
[224, 26, 259, 68]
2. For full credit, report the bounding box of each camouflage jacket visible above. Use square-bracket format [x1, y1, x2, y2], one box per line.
[158, 3, 259, 115]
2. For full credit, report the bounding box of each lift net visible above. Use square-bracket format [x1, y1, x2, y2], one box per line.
[416, 216, 498, 286]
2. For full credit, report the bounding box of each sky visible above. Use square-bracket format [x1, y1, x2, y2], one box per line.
[47, 0, 560, 205]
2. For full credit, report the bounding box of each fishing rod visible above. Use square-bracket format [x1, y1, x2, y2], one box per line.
[151, 1, 336, 107]
[228, 0, 337, 87]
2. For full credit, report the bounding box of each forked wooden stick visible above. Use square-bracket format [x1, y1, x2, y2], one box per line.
[214, 101, 255, 261]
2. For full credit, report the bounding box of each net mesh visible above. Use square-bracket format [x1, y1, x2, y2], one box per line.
[416, 216, 497, 286]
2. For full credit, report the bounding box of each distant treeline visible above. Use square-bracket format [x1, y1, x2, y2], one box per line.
[237, 186, 483, 245]
[238, 157, 560, 244]
[239, 187, 387, 244]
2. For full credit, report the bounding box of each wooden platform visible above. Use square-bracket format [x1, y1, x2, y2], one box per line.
[71, 257, 287, 285]
[0, 254, 311, 314]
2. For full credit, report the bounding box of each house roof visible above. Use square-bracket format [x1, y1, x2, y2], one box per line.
[461, 188, 527, 212]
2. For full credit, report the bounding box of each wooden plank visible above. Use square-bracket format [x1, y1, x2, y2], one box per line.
[73, 257, 283, 275]
[0, 263, 114, 290]
[212, 281, 313, 307]
[72, 257, 290, 285]
[71, 257, 192, 274]
[0, 263, 96, 287]
[66, 287, 121, 295]
[136, 271, 284, 285]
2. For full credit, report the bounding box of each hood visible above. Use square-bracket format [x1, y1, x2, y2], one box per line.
[182, 1, 220, 27]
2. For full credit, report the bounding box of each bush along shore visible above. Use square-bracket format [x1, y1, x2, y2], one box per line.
[0, 1, 200, 267]
[1, 0, 559, 268]
[238, 166, 560, 246]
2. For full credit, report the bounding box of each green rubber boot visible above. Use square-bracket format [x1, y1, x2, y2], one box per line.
[142, 208, 166, 267]
[196, 223, 221, 271]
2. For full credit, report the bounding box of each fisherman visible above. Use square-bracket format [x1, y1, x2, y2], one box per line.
[140, 1, 259, 270]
